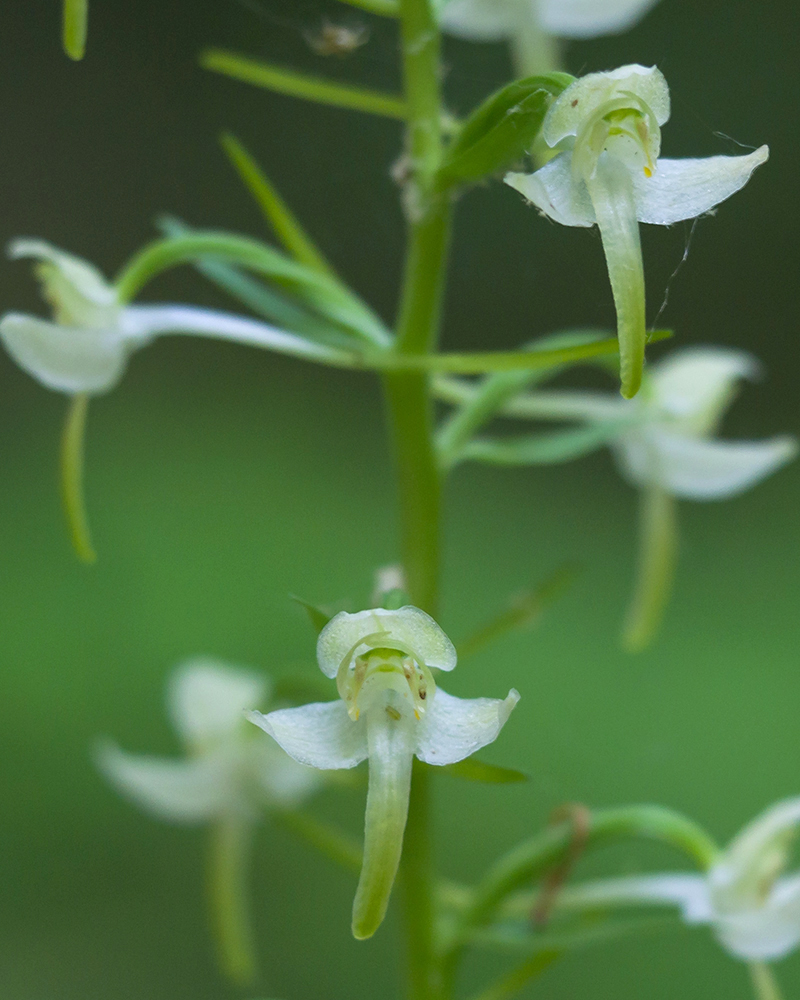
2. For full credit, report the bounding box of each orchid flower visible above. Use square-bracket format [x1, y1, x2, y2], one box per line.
[553, 799, 800, 993]
[1, 239, 330, 560]
[441, 0, 662, 75]
[481, 346, 796, 648]
[99, 658, 320, 983]
[248, 606, 520, 940]
[504, 66, 769, 398]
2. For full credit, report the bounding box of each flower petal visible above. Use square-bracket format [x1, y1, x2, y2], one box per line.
[651, 347, 759, 435]
[169, 659, 268, 746]
[541, 0, 661, 39]
[97, 741, 231, 822]
[248, 701, 368, 769]
[713, 876, 800, 960]
[439, 0, 518, 40]
[559, 873, 713, 923]
[506, 153, 596, 228]
[544, 65, 669, 147]
[614, 429, 797, 499]
[0, 312, 129, 394]
[316, 606, 457, 679]
[9, 238, 116, 310]
[719, 799, 800, 898]
[632, 146, 769, 225]
[415, 688, 520, 765]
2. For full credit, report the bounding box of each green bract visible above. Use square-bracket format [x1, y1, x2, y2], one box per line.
[247, 606, 519, 940]
[504, 66, 769, 398]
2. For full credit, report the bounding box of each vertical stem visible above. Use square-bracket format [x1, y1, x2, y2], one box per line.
[60, 392, 96, 563]
[622, 484, 678, 652]
[207, 817, 257, 986]
[748, 962, 784, 1000]
[384, 2, 450, 998]
[62, 0, 88, 60]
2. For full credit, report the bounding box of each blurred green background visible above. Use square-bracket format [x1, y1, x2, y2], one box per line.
[1, 0, 798, 997]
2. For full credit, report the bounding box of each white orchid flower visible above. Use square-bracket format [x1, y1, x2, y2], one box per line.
[557, 798, 800, 969]
[99, 657, 320, 822]
[248, 606, 520, 940]
[0, 238, 336, 396]
[504, 66, 769, 398]
[441, 0, 661, 75]
[99, 658, 320, 984]
[494, 346, 796, 648]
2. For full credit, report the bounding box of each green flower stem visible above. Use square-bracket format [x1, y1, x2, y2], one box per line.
[207, 817, 257, 986]
[749, 962, 785, 1000]
[60, 393, 96, 563]
[200, 50, 408, 120]
[387, 2, 449, 998]
[622, 485, 678, 653]
[62, 0, 88, 60]
[444, 805, 718, 961]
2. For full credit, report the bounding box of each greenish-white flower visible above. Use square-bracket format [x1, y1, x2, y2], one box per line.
[99, 658, 320, 822]
[505, 66, 769, 398]
[248, 606, 519, 940]
[0, 239, 328, 395]
[441, 0, 661, 42]
[559, 799, 800, 961]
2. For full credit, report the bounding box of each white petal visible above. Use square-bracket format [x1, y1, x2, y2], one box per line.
[97, 741, 231, 822]
[614, 429, 797, 499]
[440, 0, 518, 39]
[713, 876, 800, 961]
[9, 238, 116, 309]
[541, 0, 661, 38]
[651, 346, 759, 435]
[316, 607, 457, 679]
[415, 688, 520, 765]
[169, 659, 267, 746]
[0, 313, 129, 394]
[506, 154, 596, 227]
[559, 874, 713, 923]
[544, 66, 669, 147]
[723, 799, 800, 891]
[248, 701, 368, 769]
[632, 146, 769, 225]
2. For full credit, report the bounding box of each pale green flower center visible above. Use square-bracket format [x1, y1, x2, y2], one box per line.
[572, 96, 660, 184]
[35, 260, 120, 329]
[336, 645, 436, 722]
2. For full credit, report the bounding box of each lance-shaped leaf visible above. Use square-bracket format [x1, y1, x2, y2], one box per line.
[437, 73, 574, 186]
[460, 419, 633, 466]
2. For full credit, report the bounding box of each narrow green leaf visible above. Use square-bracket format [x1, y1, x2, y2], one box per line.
[338, 0, 399, 16]
[461, 420, 631, 467]
[60, 393, 96, 563]
[436, 329, 610, 467]
[457, 564, 579, 660]
[157, 217, 364, 349]
[289, 594, 332, 634]
[438, 73, 574, 187]
[439, 758, 528, 784]
[62, 0, 88, 60]
[220, 133, 336, 278]
[201, 50, 408, 120]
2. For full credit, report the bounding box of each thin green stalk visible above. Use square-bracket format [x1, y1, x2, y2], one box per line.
[60, 393, 95, 563]
[62, 0, 88, 60]
[749, 962, 784, 1000]
[207, 818, 257, 986]
[339, 0, 400, 17]
[622, 484, 679, 653]
[388, 2, 449, 998]
[201, 50, 408, 120]
[444, 805, 718, 963]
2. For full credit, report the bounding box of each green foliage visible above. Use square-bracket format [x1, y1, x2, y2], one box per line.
[437, 74, 574, 188]
[289, 594, 333, 635]
[438, 758, 528, 784]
